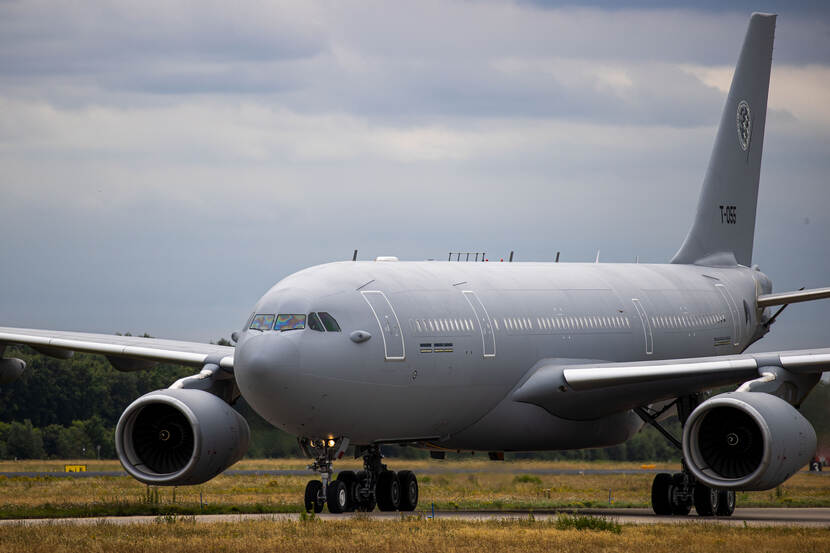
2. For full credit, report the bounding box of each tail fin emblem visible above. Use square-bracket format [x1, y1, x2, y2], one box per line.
[736, 100, 751, 151]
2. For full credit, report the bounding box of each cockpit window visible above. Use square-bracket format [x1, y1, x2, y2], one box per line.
[275, 314, 306, 331]
[318, 312, 341, 332]
[250, 314, 275, 331]
[307, 312, 325, 332]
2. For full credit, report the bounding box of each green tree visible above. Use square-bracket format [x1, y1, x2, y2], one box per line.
[5, 420, 44, 459]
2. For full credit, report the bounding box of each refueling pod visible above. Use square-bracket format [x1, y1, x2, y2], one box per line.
[682, 392, 816, 490]
[115, 388, 249, 486]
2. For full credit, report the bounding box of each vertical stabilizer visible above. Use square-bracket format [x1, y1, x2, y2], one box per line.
[672, 13, 776, 267]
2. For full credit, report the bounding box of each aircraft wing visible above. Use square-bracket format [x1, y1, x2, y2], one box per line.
[513, 348, 830, 420]
[0, 326, 234, 370]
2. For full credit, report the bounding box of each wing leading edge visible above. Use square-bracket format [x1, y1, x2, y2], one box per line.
[0, 327, 234, 370]
[513, 348, 830, 420]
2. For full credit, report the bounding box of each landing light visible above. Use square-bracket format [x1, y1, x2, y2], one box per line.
[327, 439, 336, 448]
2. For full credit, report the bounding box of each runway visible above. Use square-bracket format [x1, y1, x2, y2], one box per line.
[2, 508, 830, 527]
[1, 467, 826, 479]
[0, 467, 673, 478]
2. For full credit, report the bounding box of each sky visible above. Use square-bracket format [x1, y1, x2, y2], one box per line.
[0, 0, 828, 353]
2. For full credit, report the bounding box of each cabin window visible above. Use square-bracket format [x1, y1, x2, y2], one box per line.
[275, 314, 306, 331]
[250, 314, 275, 331]
[307, 312, 325, 332]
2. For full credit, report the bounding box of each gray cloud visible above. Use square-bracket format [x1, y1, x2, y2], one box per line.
[0, 1, 828, 350]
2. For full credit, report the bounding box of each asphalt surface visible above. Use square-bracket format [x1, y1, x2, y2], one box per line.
[2, 508, 829, 527]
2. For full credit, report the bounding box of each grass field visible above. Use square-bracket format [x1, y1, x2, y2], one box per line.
[2, 516, 830, 553]
[1, 459, 829, 519]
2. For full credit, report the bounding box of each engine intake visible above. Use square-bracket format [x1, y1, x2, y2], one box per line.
[683, 391, 816, 490]
[116, 388, 249, 486]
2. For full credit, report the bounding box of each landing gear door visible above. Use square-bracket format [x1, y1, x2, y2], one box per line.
[463, 291, 496, 358]
[361, 291, 405, 360]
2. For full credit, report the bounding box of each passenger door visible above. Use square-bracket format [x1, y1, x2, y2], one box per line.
[361, 291, 405, 360]
[463, 291, 496, 358]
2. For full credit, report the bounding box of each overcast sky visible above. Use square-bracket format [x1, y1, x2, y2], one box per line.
[1, 1, 828, 353]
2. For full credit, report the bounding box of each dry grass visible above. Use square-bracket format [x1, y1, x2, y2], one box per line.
[1, 517, 829, 553]
[1, 459, 829, 518]
[0, 458, 681, 473]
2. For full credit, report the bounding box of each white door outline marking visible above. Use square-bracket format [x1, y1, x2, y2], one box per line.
[462, 291, 496, 358]
[632, 298, 653, 355]
[361, 291, 405, 360]
[715, 284, 741, 346]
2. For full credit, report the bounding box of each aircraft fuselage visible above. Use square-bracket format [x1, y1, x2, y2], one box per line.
[234, 260, 771, 451]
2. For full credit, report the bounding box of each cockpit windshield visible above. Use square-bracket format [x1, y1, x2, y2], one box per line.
[274, 314, 306, 331]
[249, 314, 275, 331]
[248, 312, 338, 332]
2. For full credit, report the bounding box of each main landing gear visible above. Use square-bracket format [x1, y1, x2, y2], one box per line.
[635, 395, 736, 517]
[300, 438, 419, 514]
[649, 462, 735, 517]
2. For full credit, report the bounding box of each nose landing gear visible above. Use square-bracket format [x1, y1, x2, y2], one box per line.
[300, 439, 419, 514]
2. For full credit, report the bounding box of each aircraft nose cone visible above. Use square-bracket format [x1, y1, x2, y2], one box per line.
[234, 332, 300, 423]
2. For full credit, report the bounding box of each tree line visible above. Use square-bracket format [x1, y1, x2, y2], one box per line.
[0, 344, 827, 461]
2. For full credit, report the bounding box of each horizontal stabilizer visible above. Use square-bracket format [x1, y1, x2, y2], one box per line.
[757, 286, 830, 307]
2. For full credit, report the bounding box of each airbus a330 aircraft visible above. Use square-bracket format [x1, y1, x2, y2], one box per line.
[1, 13, 828, 517]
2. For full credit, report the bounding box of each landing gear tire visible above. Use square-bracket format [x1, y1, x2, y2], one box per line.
[693, 483, 719, 516]
[670, 473, 692, 515]
[337, 471, 358, 512]
[304, 480, 324, 513]
[651, 473, 673, 515]
[397, 470, 419, 512]
[376, 470, 401, 512]
[326, 479, 348, 514]
[355, 470, 376, 512]
[715, 490, 736, 516]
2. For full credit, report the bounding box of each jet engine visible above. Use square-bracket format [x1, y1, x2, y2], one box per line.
[682, 391, 815, 490]
[115, 388, 249, 486]
[0, 358, 26, 385]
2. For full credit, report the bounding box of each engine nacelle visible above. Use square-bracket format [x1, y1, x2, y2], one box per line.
[115, 389, 249, 486]
[682, 391, 816, 490]
[0, 358, 26, 385]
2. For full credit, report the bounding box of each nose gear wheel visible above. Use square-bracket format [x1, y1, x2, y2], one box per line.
[299, 439, 419, 514]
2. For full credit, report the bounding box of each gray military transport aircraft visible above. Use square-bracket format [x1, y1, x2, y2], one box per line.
[2, 12, 829, 517]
